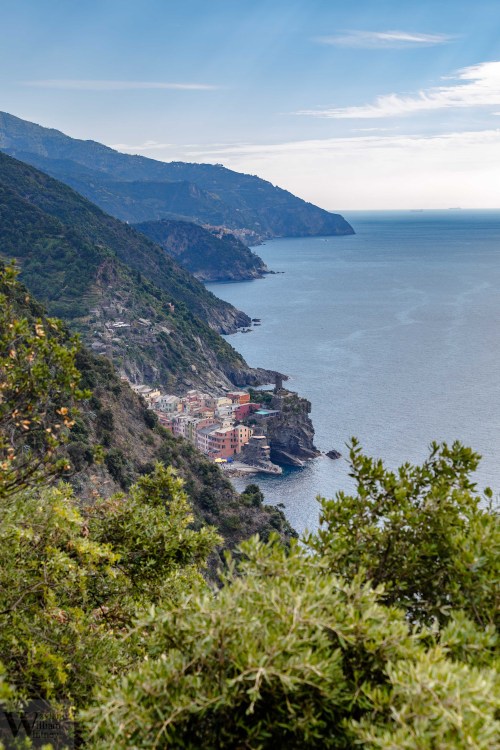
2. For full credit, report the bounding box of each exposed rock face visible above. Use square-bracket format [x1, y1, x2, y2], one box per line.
[224, 366, 286, 391]
[263, 391, 320, 467]
[239, 434, 282, 474]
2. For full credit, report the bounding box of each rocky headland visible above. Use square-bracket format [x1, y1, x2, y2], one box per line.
[134, 218, 269, 282]
[247, 388, 320, 468]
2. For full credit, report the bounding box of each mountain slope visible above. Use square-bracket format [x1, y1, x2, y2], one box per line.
[2, 263, 296, 550]
[134, 218, 268, 281]
[0, 150, 249, 334]
[0, 151, 277, 392]
[0, 111, 354, 241]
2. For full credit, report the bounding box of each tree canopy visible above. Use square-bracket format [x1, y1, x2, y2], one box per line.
[307, 438, 499, 628]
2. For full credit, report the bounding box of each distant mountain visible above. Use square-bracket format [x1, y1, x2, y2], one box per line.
[0, 111, 354, 241]
[134, 219, 268, 281]
[0, 151, 278, 392]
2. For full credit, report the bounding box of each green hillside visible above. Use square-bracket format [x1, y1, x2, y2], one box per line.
[1, 260, 295, 548]
[134, 218, 268, 281]
[0, 150, 249, 334]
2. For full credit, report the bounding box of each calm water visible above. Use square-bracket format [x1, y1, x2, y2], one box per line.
[206, 210, 500, 533]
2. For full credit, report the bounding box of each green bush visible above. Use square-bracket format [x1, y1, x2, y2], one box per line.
[306, 439, 499, 627]
[88, 538, 499, 749]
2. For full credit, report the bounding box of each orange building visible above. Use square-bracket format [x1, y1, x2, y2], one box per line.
[234, 424, 252, 451]
[207, 424, 252, 459]
[208, 426, 238, 459]
[227, 391, 251, 405]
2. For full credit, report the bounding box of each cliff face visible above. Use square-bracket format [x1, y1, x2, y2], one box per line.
[263, 392, 320, 467]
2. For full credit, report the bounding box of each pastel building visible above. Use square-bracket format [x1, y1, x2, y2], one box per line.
[171, 415, 193, 439]
[157, 413, 174, 430]
[207, 426, 239, 459]
[215, 403, 234, 419]
[131, 385, 162, 404]
[234, 424, 252, 451]
[206, 424, 253, 459]
[234, 402, 259, 421]
[155, 394, 181, 414]
[196, 424, 220, 454]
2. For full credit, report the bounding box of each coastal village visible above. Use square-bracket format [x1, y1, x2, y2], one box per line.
[127, 382, 283, 474]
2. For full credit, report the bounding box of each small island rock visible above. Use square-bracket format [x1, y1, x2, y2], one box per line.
[326, 449, 342, 460]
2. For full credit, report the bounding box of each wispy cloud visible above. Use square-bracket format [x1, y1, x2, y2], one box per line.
[181, 129, 500, 160]
[22, 79, 218, 91]
[297, 61, 500, 119]
[352, 127, 399, 132]
[110, 140, 173, 151]
[315, 30, 455, 49]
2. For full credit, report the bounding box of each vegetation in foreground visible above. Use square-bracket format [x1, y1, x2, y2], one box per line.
[0, 265, 498, 748]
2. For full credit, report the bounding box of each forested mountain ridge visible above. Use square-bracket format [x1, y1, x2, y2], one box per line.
[0, 152, 278, 391]
[134, 218, 269, 281]
[0, 111, 354, 241]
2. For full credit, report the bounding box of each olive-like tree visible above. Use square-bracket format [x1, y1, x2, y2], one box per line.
[0, 263, 85, 499]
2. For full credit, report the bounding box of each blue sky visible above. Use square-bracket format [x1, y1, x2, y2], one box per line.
[2, 0, 500, 208]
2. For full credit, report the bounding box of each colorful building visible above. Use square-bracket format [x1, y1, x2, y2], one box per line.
[155, 394, 181, 413]
[227, 391, 251, 405]
[234, 402, 259, 421]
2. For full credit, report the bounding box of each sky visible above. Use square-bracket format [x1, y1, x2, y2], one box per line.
[1, 0, 500, 209]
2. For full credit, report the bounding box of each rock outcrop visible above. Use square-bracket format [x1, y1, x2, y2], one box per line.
[326, 449, 342, 460]
[262, 391, 320, 467]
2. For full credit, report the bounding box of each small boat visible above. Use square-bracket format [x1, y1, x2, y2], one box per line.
[252, 318, 261, 322]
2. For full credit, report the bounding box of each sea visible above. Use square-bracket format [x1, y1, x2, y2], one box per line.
[206, 210, 500, 534]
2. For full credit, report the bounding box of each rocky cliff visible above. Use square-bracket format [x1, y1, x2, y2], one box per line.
[248, 390, 320, 467]
[0, 152, 282, 393]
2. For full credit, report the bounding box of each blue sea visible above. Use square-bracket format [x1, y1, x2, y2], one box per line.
[206, 210, 500, 533]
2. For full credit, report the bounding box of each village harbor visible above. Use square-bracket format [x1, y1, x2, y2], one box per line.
[127, 383, 284, 475]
